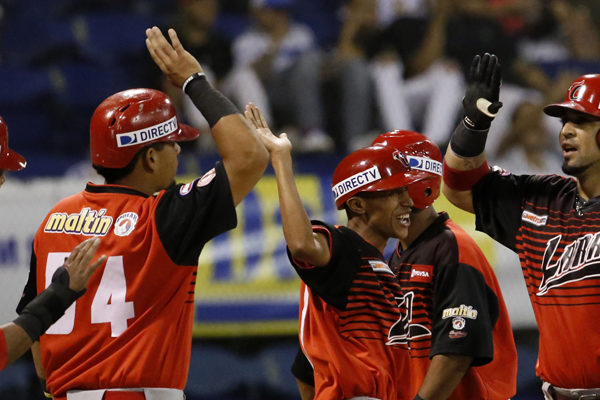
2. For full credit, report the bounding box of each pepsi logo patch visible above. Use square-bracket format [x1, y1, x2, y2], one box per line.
[114, 212, 138, 237]
[409, 264, 433, 283]
[449, 330, 467, 339]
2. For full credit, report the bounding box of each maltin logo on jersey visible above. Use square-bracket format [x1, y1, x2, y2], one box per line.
[116, 116, 178, 148]
[114, 212, 139, 237]
[44, 208, 113, 236]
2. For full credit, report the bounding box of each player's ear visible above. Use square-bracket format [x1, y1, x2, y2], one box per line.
[346, 196, 366, 215]
[141, 147, 158, 172]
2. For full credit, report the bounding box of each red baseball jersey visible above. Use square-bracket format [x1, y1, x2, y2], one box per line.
[0, 328, 6, 370]
[17, 163, 236, 397]
[473, 171, 600, 388]
[389, 213, 517, 399]
[292, 221, 411, 400]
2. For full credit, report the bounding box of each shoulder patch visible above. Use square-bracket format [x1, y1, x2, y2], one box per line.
[197, 168, 217, 188]
[368, 260, 394, 275]
[114, 212, 139, 237]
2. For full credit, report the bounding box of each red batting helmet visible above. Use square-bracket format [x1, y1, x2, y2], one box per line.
[544, 74, 600, 119]
[332, 144, 427, 209]
[0, 117, 27, 171]
[371, 130, 442, 209]
[90, 88, 199, 169]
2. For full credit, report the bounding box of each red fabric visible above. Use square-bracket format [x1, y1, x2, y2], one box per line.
[0, 328, 7, 370]
[104, 392, 146, 400]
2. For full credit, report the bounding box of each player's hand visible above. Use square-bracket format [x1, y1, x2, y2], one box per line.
[244, 103, 292, 156]
[145, 26, 204, 88]
[462, 53, 502, 130]
[62, 237, 107, 292]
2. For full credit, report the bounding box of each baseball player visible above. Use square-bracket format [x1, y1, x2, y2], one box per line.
[16, 27, 268, 400]
[0, 118, 106, 371]
[443, 52, 600, 398]
[290, 130, 517, 400]
[246, 103, 424, 400]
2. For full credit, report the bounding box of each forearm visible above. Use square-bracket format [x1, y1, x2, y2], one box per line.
[417, 354, 472, 400]
[1, 323, 33, 367]
[271, 153, 329, 266]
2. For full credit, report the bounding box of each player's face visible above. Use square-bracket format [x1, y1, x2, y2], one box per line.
[155, 142, 181, 190]
[363, 187, 413, 240]
[559, 111, 600, 177]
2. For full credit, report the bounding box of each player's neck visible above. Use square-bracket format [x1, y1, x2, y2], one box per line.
[400, 207, 438, 249]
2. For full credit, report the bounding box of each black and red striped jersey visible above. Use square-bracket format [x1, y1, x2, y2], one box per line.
[473, 171, 600, 388]
[291, 221, 411, 400]
[389, 212, 517, 399]
[16, 163, 236, 397]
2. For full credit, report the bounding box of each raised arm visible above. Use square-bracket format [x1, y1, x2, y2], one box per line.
[442, 53, 502, 213]
[245, 103, 331, 267]
[146, 27, 268, 206]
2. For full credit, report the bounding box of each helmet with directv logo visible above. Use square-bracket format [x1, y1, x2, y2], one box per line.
[332, 144, 428, 209]
[544, 74, 600, 119]
[0, 117, 27, 171]
[371, 130, 442, 209]
[90, 88, 199, 169]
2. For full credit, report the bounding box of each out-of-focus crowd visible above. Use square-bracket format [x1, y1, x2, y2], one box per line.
[2, 0, 600, 174]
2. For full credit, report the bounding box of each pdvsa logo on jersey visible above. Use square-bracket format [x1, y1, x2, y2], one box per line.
[114, 212, 138, 237]
[409, 264, 433, 282]
[406, 155, 442, 176]
[44, 208, 113, 236]
[442, 304, 478, 320]
[449, 330, 467, 339]
[369, 260, 394, 275]
[521, 210, 548, 226]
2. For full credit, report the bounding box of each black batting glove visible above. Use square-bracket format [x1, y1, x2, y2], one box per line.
[462, 53, 503, 130]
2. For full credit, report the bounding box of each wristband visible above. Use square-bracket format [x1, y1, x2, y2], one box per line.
[449, 120, 489, 158]
[443, 159, 489, 191]
[182, 72, 205, 94]
[14, 267, 84, 341]
[184, 74, 239, 127]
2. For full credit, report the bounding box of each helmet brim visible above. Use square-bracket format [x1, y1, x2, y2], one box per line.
[165, 122, 200, 143]
[0, 148, 27, 171]
[543, 101, 589, 117]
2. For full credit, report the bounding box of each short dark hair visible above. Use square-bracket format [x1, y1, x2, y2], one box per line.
[93, 142, 167, 183]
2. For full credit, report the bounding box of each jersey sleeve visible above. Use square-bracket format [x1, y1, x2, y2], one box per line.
[155, 162, 237, 266]
[16, 247, 38, 314]
[430, 263, 499, 366]
[471, 170, 528, 250]
[290, 346, 314, 386]
[0, 328, 7, 371]
[287, 222, 359, 310]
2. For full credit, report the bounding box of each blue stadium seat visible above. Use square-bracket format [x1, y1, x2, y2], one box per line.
[72, 12, 165, 65]
[0, 67, 53, 106]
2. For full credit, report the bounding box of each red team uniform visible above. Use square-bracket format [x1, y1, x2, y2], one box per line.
[472, 172, 600, 389]
[17, 164, 236, 397]
[389, 212, 517, 399]
[293, 221, 410, 400]
[0, 329, 7, 371]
